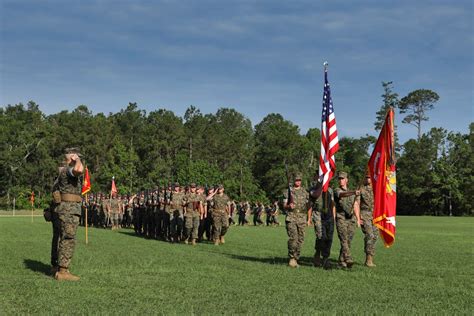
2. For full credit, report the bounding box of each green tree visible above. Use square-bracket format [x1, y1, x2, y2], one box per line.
[253, 114, 305, 199]
[375, 81, 399, 131]
[399, 89, 440, 140]
[397, 128, 448, 215]
[335, 135, 376, 188]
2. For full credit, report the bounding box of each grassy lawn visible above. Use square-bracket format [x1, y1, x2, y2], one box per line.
[0, 216, 472, 314]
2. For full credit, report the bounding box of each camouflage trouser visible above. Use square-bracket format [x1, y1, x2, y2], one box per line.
[50, 211, 60, 266]
[111, 212, 119, 226]
[138, 208, 146, 234]
[162, 212, 171, 239]
[336, 213, 356, 264]
[360, 211, 378, 256]
[170, 212, 184, 239]
[53, 202, 81, 269]
[285, 213, 307, 260]
[313, 210, 334, 259]
[155, 212, 163, 239]
[199, 216, 212, 240]
[184, 212, 200, 240]
[212, 210, 229, 241]
[238, 213, 246, 225]
[147, 212, 155, 237]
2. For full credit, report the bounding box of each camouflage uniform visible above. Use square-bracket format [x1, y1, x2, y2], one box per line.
[109, 198, 120, 228]
[100, 199, 108, 228]
[200, 195, 213, 241]
[155, 192, 164, 239]
[147, 197, 156, 238]
[253, 204, 264, 226]
[312, 189, 335, 264]
[138, 196, 146, 235]
[334, 187, 357, 266]
[118, 199, 124, 227]
[162, 191, 171, 240]
[358, 184, 377, 256]
[184, 191, 201, 241]
[283, 187, 309, 261]
[197, 193, 208, 241]
[132, 198, 140, 234]
[52, 166, 82, 269]
[169, 190, 185, 241]
[50, 173, 61, 267]
[211, 193, 230, 242]
[92, 197, 100, 227]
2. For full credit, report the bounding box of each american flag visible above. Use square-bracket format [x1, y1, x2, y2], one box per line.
[319, 65, 339, 191]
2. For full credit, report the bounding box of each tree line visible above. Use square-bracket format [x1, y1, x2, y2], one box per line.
[1, 83, 472, 215]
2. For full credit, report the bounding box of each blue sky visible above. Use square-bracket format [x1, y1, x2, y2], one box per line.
[1, 0, 472, 143]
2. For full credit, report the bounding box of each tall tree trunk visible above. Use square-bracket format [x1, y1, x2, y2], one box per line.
[189, 137, 193, 160]
[240, 164, 243, 198]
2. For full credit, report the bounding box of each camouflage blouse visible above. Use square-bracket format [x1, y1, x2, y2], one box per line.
[58, 167, 82, 195]
[184, 192, 201, 213]
[357, 184, 374, 212]
[213, 193, 230, 212]
[313, 188, 334, 214]
[283, 187, 309, 214]
[334, 187, 355, 216]
[170, 192, 185, 210]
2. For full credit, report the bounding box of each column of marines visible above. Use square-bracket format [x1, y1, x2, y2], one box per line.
[49, 147, 378, 281]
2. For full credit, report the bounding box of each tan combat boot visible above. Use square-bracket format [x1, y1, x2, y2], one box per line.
[288, 258, 298, 268]
[214, 239, 220, 246]
[55, 267, 80, 281]
[365, 255, 376, 267]
[219, 236, 225, 244]
[339, 261, 347, 268]
[191, 239, 196, 246]
[184, 239, 189, 245]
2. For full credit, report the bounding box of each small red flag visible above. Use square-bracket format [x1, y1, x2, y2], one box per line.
[368, 108, 397, 247]
[30, 191, 35, 205]
[111, 176, 118, 195]
[81, 167, 91, 195]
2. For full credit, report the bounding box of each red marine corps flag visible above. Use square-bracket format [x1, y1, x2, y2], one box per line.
[111, 176, 118, 196]
[81, 167, 91, 195]
[29, 191, 35, 207]
[368, 108, 397, 247]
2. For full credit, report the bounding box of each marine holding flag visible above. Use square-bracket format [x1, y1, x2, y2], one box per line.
[368, 108, 397, 247]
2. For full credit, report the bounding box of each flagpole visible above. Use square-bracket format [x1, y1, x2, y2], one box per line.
[318, 61, 330, 207]
[31, 192, 34, 223]
[82, 165, 90, 245]
[110, 176, 114, 229]
[85, 193, 88, 244]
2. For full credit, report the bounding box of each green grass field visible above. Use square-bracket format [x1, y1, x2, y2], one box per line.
[0, 216, 472, 314]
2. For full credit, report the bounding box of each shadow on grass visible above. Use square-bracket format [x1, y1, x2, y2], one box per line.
[23, 259, 50, 276]
[118, 231, 143, 238]
[222, 253, 345, 270]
